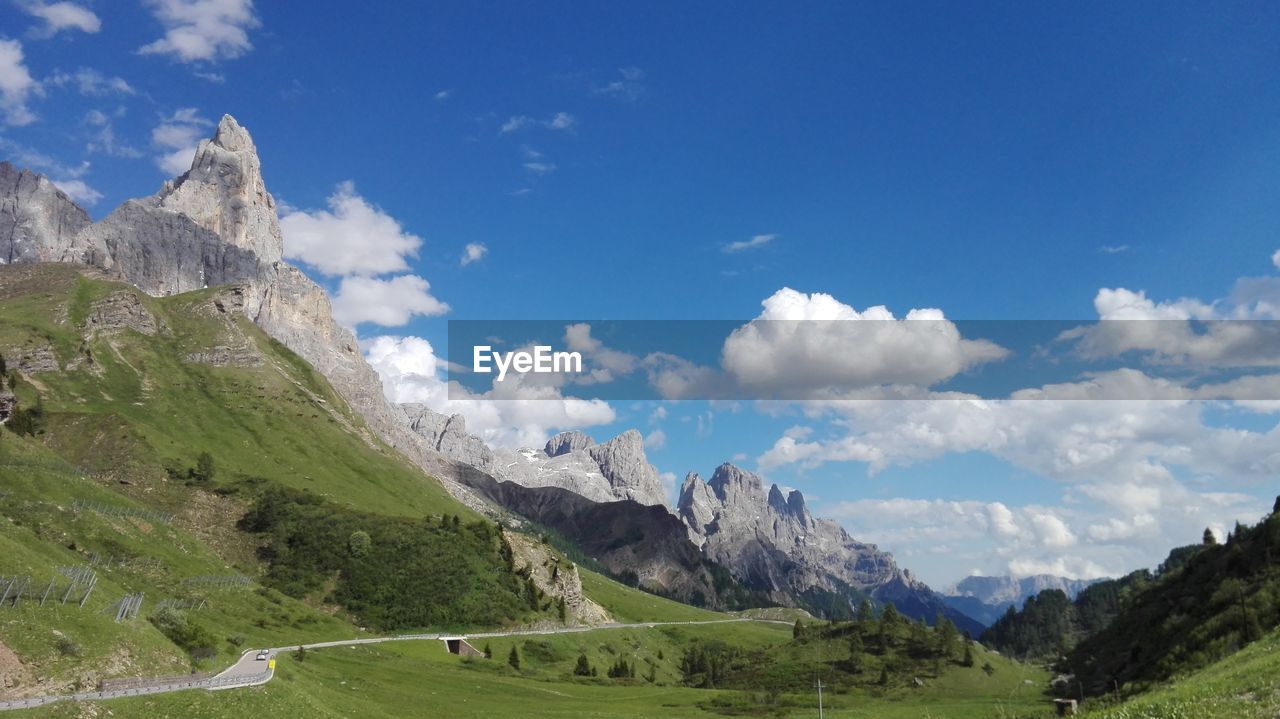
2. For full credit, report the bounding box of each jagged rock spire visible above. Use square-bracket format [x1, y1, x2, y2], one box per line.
[156, 114, 284, 265]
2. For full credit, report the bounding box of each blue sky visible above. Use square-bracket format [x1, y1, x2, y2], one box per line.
[3, 1, 1280, 587]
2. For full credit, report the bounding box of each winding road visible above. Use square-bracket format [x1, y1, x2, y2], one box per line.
[0, 618, 783, 712]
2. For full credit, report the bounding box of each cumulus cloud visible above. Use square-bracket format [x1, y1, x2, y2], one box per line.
[151, 107, 211, 175]
[723, 234, 776, 253]
[719, 288, 1008, 397]
[19, 1, 100, 37]
[331, 275, 449, 328]
[279, 182, 424, 277]
[460, 242, 488, 267]
[138, 0, 260, 63]
[0, 39, 37, 126]
[364, 335, 615, 448]
[1064, 253, 1280, 367]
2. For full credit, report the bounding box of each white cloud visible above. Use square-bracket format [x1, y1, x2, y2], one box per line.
[434, 89, 452, 101]
[364, 335, 615, 448]
[719, 288, 1008, 397]
[20, 1, 100, 36]
[151, 107, 212, 175]
[1273, 249, 1280, 271]
[84, 109, 142, 158]
[460, 242, 488, 267]
[0, 39, 37, 126]
[280, 181, 424, 277]
[1099, 244, 1130, 254]
[545, 112, 576, 131]
[523, 161, 556, 175]
[138, 0, 260, 63]
[723, 234, 776, 253]
[500, 115, 533, 134]
[50, 177, 101, 205]
[331, 275, 449, 328]
[644, 429, 667, 451]
[564, 323, 640, 383]
[46, 68, 134, 96]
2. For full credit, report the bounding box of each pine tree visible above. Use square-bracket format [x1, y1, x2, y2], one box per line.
[508, 645, 520, 670]
[858, 598, 874, 622]
[793, 619, 804, 639]
[573, 653, 592, 676]
[1204, 527, 1218, 545]
[483, 643, 493, 659]
[878, 666, 889, 685]
[961, 643, 975, 667]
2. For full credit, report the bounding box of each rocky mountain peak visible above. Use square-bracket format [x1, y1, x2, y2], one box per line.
[707, 463, 764, 506]
[155, 113, 283, 266]
[585, 429, 667, 507]
[212, 114, 254, 151]
[0, 161, 92, 264]
[545, 430, 595, 457]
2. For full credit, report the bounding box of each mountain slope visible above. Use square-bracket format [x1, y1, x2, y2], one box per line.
[0, 265, 678, 696]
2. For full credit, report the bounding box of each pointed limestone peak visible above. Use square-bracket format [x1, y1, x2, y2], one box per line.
[212, 114, 254, 152]
[156, 112, 283, 266]
[767, 484, 788, 513]
[677, 471, 719, 544]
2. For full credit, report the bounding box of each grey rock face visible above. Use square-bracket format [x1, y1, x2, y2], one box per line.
[677, 472, 718, 547]
[679, 463, 914, 605]
[74, 200, 269, 297]
[585, 430, 667, 507]
[0, 162, 91, 265]
[155, 115, 284, 266]
[83, 290, 159, 337]
[545, 430, 595, 457]
[398, 404, 497, 473]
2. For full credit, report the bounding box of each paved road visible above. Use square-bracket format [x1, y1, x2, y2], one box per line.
[0, 617, 786, 712]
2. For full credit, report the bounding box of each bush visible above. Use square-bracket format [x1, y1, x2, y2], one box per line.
[150, 607, 218, 661]
[55, 636, 80, 657]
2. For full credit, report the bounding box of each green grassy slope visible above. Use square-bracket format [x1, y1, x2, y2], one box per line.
[1082, 625, 1280, 719]
[11, 622, 1049, 719]
[0, 265, 727, 695]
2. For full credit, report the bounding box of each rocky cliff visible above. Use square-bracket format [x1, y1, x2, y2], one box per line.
[678, 463, 983, 633]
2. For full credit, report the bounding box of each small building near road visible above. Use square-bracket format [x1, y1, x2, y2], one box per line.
[440, 636, 484, 658]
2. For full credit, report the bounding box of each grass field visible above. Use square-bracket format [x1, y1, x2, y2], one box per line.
[579, 569, 726, 623]
[9, 622, 1054, 719]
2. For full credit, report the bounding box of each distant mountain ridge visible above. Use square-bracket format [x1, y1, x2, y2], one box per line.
[942, 574, 1105, 627]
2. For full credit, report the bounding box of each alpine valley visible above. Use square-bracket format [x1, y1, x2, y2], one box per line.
[2, 116, 1278, 719]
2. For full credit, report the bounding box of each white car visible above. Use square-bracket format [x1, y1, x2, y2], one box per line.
[256, 650, 269, 661]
